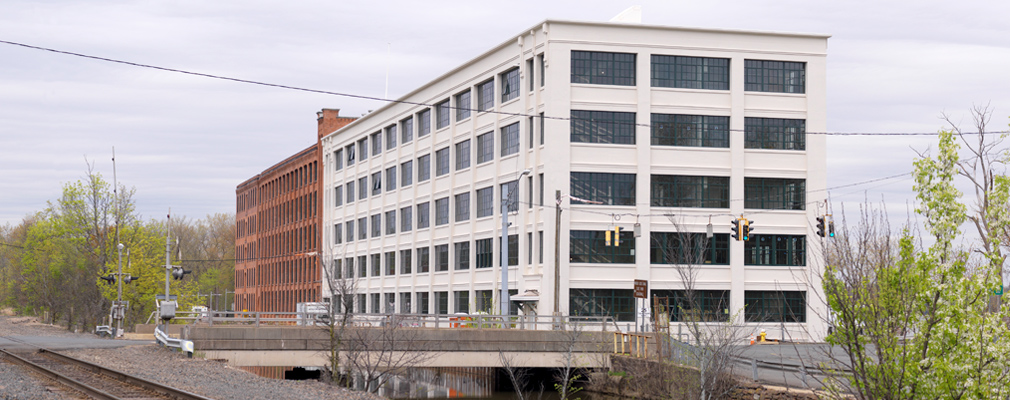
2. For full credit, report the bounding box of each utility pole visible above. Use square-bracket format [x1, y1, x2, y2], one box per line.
[500, 170, 531, 318]
[112, 147, 125, 338]
[554, 190, 562, 317]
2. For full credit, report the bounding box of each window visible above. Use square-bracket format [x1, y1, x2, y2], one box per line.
[401, 117, 414, 144]
[538, 54, 545, 87]
[385, 166, 397, 192]
[455, 90, 471, 121]
[357, 137, 368, 160]
[570, 289, 634, 321]
[400, 206, 412, 232]
[435, 244, 449, 271]
[745, 235, 806, 266]
[476, 186, 494, 218]
[570, 230, 635, 263]
[476, 132, 494, 164]
[651, 175, 729, 208]
[385, 125, 397, 150]
[417, 247, 430, 273]
[498, 234, 519, 266]
[345, 220, 354, 242]
[455, 192, 470, 222]
[745, 178, 805, 210]
[571, 51, 636, 86]
[455, 139, 470, 170]
[356, 293, 366, 313]
[539, 112, 544, 145]
[357, 217, 367, 240]
[653, 290, 730, 322]
[371, 171, 382, 195]
[571, 110, 636, 144]
[400, 249, 412, 274]
[334, 149, 343, 171]
[346, 144, 355, 166]
[501, 67, 519, 102]
[371, 253, 381, 276]
[651, 114, 729, 148]
[528, 232, 533, 264]
[475, 238, 493, 268]
[357, 256, 367, 277]
[345, 257, 354, 278]
[745, 117, 805, 150]
[651, 233, 729, 265]
[385, 210, 396, 235]
[417, 202, 430, 229]
[538, 231, 544, 263]
[399, 292, 411, 314]
[334, 186, 343, 207]
[745, 60, 805, 94]
[435, 291, 449, 314]
[370, 214, 381, 238]
[527, 175, 533, 209]
[435, 197, 449, 225]
[528, 117, 534, 149]
[454, 290, 469, 313]
[477, 79, 494, 112]
[500, 180, 519, 212]
[418, 154, 431, 182]
[476, 289, 494, 312]
[539, 173, 544, 206]
[527, 58, 534, 92]
[417, 292, 429, 314]
[455, 241, 470, 270]
[346, 181, 354, 203]
[385, 251, 396, 275]
[332, 258, 342, 279]
[500, 122, 519, 157]
[371, 293, 380, 313]
[651, 55, 729, 90]
[401, 160, 413, 187]
[745, 291, 806, 323]
[358, 177, 367, 200]
[418, 109, 431, 137]
[370, 132, 381, 157]
[571, 172, 635, 206]
[435, 147, 450, 176]
[334, 223, 342, 244]
[436, 99, 450, 129]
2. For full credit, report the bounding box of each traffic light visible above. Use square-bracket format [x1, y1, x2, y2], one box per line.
[742, 219, 753, 241]
[605, 226, 621, 246]
[171, 267, 192, 280]
[731, 219, 741, 241]
[100, 275, 116, 284]
[828, 220, 835, 238]
[816, 216, 826, 237]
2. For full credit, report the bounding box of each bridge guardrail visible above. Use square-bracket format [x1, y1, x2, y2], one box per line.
[154, 325, 194, 357]
[185, 311, 616, 331]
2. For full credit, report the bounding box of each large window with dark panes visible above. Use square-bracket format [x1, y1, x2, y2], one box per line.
[476, 186, 493, 218]
[345, 220, 354, 243]
[571, 172, 636, 206]
[385, 166, 396, 192]
[370, 214, 381, 237]
[435, 292, 448, 314]
[435, 147, 450, 176]
[385, 251, 396, 275]
[475, 238, 493, 268]
[370, 132, 382, 156]
[385, 125, 397, 150]
[435, 244, 449, 272]
[455, 139, 470, 170]
[498, 234, 518, 266]
[652, 290, 730, 322]
[570, 230, 635, 263]
[454, 290, 469, 313]
[454, 241, 470, 270]
[571, 110, 636, 144]
[333, 149, 343, 171]
[570, 289, 634, 321]
[371, 172, 382, 195]
[745, 60, 805, 94]
[652, 175, 729, 208]
[334, 186, 342, 207]
[745, 291, 806, 323]
[385, 210, 396, 235]
[417, 202, 430, 229]
[399, 161, 412, 188]
[455, 192, 470, 222]
[571, 51, 636, 86]
[744, 177, 805, 210]
[745, 117, 805, 150]
[477, 79, 494, 112]
[651, 114, 729, 148]
[346, 181, 354, 203]
[651, 55, 729, 90]
[650, 232, 729, 265]
[435, 100, 450, 129]
[334, 223, 342, 244]
[477, 132, 494, 164]
[358, 177, 367, 200]
[357, 137, 368, 160]
[399, 292, 411, 314]
[500, 67, 520, 102]
[417, 247, 430, 273]
[346, 144, 355, 166]
[357, 256, 367, 277]
[357, 217, 367, 240]
[745, 235, 805, 266]
[401, 117, 413, 144]
[418, 109, 431, 137]
[500, 122, 520, 157]
[434, 197, 449, 226]
[371, 254, 381, 276]
[399, 249, 412, 274]
[400, 206, 412, 232]
[418, 154, 431, 182]
[455, 90, 471, 121]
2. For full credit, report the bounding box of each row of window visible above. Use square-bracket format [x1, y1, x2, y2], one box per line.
[571, 173, 806, 211]
[330, 234, 526, 279]
[573, 51, 807, 94]
[569, 230, 805, 266]
[571, 289, 806, 323]
[572, 112, 806, 150]
[332, 289, 518, 315]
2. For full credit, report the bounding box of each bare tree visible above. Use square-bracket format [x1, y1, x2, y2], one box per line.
[318, 255, 356, 385]
[341, 314, 435, 394]
[554, 321, 587, 400]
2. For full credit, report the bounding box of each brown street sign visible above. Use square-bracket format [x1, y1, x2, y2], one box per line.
[634, 279, 648, 299]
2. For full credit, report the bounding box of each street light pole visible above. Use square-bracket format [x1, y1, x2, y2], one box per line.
[500, 169, 531, 318]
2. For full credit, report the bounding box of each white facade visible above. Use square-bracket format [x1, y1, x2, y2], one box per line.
[321, 20, 829, 340]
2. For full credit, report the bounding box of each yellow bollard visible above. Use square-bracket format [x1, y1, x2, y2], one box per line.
[759, 330, 766, 342]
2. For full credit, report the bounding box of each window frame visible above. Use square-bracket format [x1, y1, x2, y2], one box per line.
[500, 122, 520, 157]
[744, 234, 806, 266]
[435, 147, 450, 176]
[455, 192, 470, 222]
[570, 110, 636, 144]
[455, 139, 471, 170]
[500, 67, 520, 103]
[570, 172, 636, 206]
[455, 90, 471, 121]
[651, 113, 730, 148]
[744, 290, 806, 323]
[476, 132, 494, 164]
[744, 177, 806, 210]
[434, 197, 449, 226]
[744, 60, 806, 94]
[650, 55, 730, 90]
[570, 51, 636, 86]
[651, 175, 730, 209]
[435, 99, 451, 130]
[569, 230, 636, 264]
[744, 117, 806, 151]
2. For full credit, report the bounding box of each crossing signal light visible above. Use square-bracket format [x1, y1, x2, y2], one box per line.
[731, 219, 741, 241]
[742, 219, 753, 241]
[124, 276, 141, 284]
[828, 220, 835, 237]
[100, 275, 116, 284]
[171, 267, 192, 280]
[816, 216, 826, 237]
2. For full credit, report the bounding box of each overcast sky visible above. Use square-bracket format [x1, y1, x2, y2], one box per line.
[2, 0, 1009, 228]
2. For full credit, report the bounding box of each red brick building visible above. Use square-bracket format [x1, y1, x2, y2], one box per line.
[235, 109, 355, 312]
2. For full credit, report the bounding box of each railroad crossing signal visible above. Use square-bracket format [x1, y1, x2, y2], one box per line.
[100, 274, 140, 284]
[171, 267, 192, 280]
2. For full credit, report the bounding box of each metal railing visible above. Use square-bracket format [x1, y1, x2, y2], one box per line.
[182, 311, 616, 331]
[154, 325, 194, 357]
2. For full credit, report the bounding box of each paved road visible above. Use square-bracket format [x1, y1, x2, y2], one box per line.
[734, 343, 852, 391]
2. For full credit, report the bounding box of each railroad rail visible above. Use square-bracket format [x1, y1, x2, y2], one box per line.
[0, 337, 211, 400]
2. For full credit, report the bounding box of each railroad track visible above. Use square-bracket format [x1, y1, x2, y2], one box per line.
[0, 337, 212, 400]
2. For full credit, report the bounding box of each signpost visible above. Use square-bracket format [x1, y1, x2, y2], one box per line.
[634, 280, 648, 332]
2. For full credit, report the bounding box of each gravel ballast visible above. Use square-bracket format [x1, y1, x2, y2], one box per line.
[0, 315, 384, 400]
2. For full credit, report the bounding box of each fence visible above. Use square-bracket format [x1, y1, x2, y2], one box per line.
[174, 311, 617, 331]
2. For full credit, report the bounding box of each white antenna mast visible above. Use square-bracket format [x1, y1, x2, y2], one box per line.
[384, 42, 391, 101]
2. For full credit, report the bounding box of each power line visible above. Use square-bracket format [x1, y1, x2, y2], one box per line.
[1, 39, 1001, 137]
